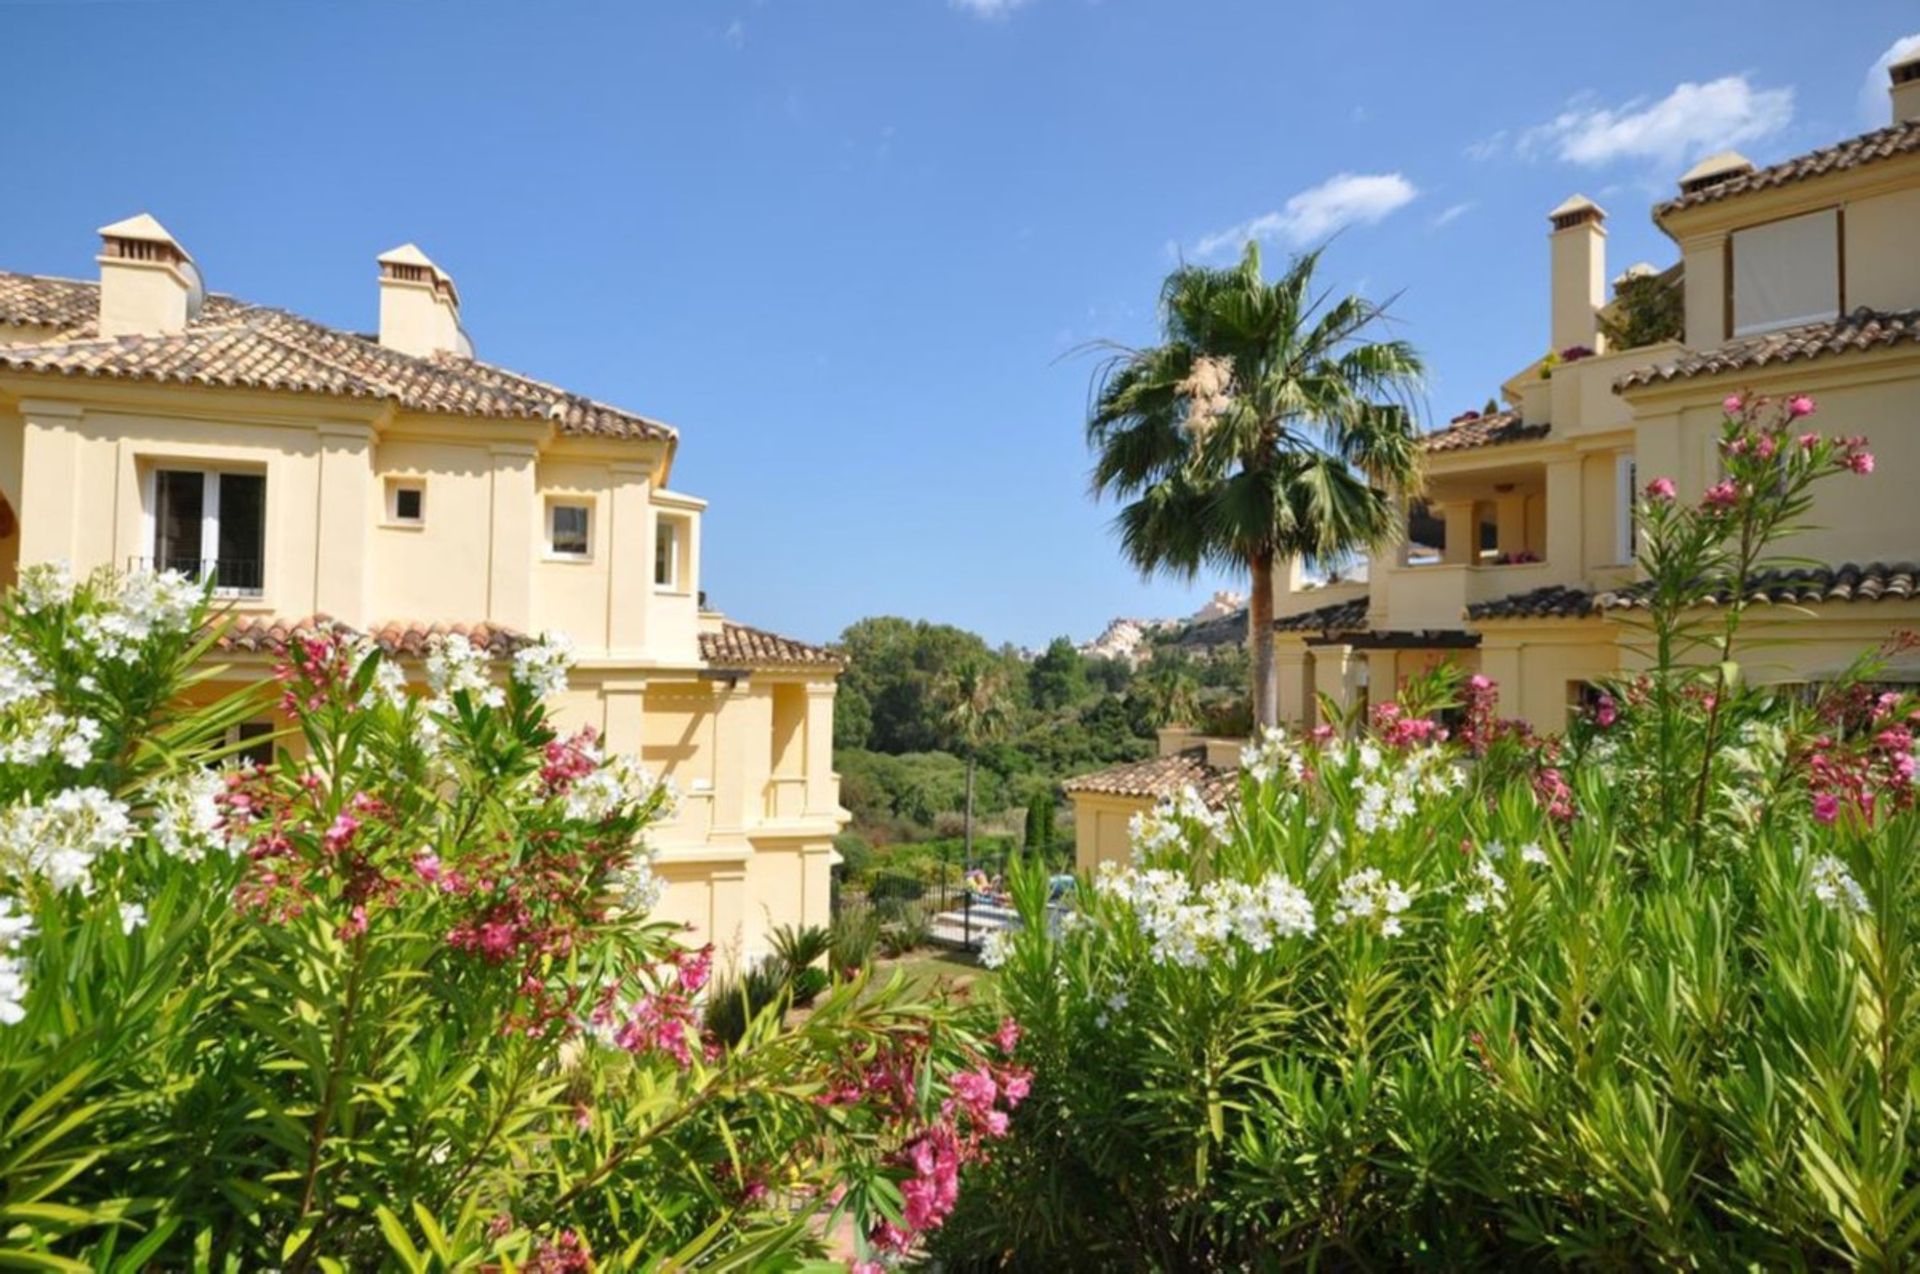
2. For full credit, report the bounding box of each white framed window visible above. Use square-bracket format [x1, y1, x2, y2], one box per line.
[385, 478, 425, 525]
[655, 516, 680, 589]
[546, 499, 591, 559]
[1615, 453, 1638, 565]
[145, 466, 266, 596]
[1731, 209, 1840, 336]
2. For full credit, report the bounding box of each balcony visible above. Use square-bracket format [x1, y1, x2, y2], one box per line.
[762, 775, 808, 822]
[1376, 560, 1561, 632]
[127, 556, 264, 598]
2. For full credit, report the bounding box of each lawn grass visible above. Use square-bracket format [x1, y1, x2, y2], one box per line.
[866, 947, 997, 1005]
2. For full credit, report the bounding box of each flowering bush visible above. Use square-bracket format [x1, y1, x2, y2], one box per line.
[941, 394, 1920, 1267]
[0, 568, 1011, 1269]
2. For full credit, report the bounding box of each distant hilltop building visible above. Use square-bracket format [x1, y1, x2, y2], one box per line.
[1076, 590, 1247, 665]
[0, 216, 846, 969]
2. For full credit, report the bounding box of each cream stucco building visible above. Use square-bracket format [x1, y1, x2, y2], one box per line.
[0, 218, 845, 965]
[1069, 50, 1920, 871]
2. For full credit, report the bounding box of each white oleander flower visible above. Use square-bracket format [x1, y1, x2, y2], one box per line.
[511, 632, 574, 699]
[1519, 841, 1550, 867]
[0, 954, 27, 1025]
[0, 787, 134, 894]
[1332, 868, 1413, 938]
[979, 927, 1013, 969]
[148, 768, 227, 863]
[1463, 857, 1506, 915]
[118, 902, 147, 934]
[14, 563, 74, 615]
[1810, 854, 1870, 916]
[424, 634, 503, 708]
[0, 644, 51, 713]
[0, 897, 34, 951]
[1127, 783, 1228, 861]
[565, 753, 675, 825]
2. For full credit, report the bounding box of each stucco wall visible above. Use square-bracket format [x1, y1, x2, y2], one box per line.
[1071, 792, 1146, 873]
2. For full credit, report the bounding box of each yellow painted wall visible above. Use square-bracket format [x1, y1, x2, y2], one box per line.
[1070, 792, 1148, 873]
[0, 376, 840, 976]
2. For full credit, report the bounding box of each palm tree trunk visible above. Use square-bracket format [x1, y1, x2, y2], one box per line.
[1249, 547, 1278, 729]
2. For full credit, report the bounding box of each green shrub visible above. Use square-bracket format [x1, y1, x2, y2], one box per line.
[831, 904, 882, 973]
[944, 395, 1918, 1269]
[879, 903, 934, 958]
[0, 567, 1007, 1268]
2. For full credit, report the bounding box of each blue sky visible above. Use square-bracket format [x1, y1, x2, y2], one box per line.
[6, 2, 1917, 649]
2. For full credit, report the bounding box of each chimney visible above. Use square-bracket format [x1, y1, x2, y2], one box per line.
[1892, 51, 1920, 124]
[377, 244, 470, 358]
[96, 213, 202, 337]
[1547, 195, 1606, 355]
[1677, 150, 1755, 197]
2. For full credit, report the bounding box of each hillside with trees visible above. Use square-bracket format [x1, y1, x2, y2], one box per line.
[829, 616, 1246, 864]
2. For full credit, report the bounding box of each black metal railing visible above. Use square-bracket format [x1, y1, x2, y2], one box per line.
[127, 556, 265, 597]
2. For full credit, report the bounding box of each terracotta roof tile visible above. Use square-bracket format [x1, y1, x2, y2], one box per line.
[1656, 120, 1920, 217]
[1061, 747, 1236, 808]
[1465, 584, 1598, 621]
[1274, 595, 1371, 634]
[216, 614, 530, 657]
[1468, 562, 1920, 621]
[1421, 409, 1550, 454]
[698, 622, 842, 670]
[0, 271, 672, 443]
[1616, 309, 1920, 389]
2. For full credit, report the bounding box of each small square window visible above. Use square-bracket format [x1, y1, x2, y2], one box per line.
[549, 502, 590, 557]
[387, 479, 426, 525]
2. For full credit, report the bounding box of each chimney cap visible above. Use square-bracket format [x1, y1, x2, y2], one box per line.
[97, 212, 192, 259]
[1677, 150, 1754, 194]
[1547, 194, 1605, 229]
[377, 242, 459, 308]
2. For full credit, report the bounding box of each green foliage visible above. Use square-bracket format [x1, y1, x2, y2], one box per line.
[0, 569, 997, 1269]
[1029, 638, 1089, 712]
[1086, 241, 1425, 726]
[1023, 792, 1056, 861]
[830, 904, 882, 973]
[941, 392, 1911, 1270]
[1599, 268, 1684, 350]
[878, 903, 934, 959]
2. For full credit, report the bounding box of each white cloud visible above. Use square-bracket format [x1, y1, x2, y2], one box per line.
[1861, 33, 1920, 125]
[951, 0, 1033, 16]
[1431, 201, 1475, 228]
[1514, 75, 1793, 168]
[724, 18, 745, 49]
[1463, 130, 1507, 161]
[1193, 173, 1417, 258]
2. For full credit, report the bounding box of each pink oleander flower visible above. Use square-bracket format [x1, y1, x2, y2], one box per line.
[1787, 394, 1816, 418]
[1645, 476, 1677, 501]
[993, 1016, 1021, 1055]
[1754, 434, 1777, 460]
[1848, 451, 1876, 474]
[1799, 432, 1820, 451]
[413, 851, 442, 884]
[1703, 479, 1739, 509]
[1812, 792, 1842, 825]
[1593, 693, 1618, 729]
[1723, 394, 1743, 413]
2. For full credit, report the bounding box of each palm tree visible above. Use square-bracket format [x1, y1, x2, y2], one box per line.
[936, 659, 1015, 940]
[1087, 242, 1425, 729]
[1137, 652, 1203, 729]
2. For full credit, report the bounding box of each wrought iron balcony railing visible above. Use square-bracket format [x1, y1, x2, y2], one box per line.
[127, 556, 265, 598]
